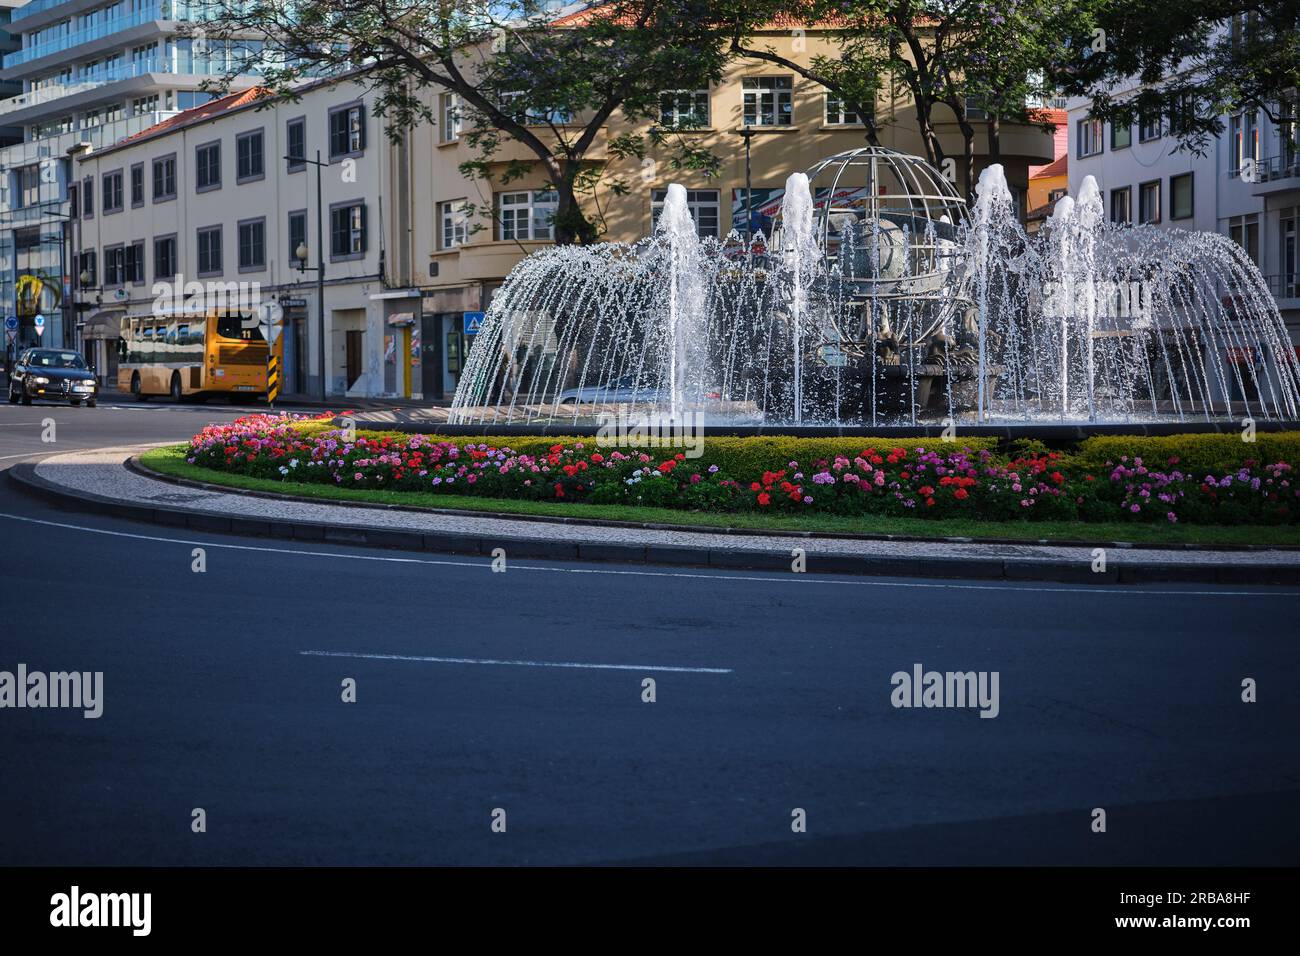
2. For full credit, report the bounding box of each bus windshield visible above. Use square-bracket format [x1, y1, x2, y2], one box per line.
[215, 314, 265, 342]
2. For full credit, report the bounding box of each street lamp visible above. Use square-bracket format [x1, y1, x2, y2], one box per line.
[286, 150, 330, 401]
[738, 126, 755, 255]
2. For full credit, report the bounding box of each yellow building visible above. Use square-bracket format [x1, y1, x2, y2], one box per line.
[406, 23, 1056, 399]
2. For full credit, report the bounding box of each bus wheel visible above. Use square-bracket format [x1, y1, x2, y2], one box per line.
[170, 373, 183, 403]
[131, 373, 147, 401]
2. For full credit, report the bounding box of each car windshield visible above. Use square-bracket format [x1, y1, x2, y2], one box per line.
[28, 351, 86, 369]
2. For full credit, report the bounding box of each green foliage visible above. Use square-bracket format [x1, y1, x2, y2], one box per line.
[1075, 432, 1300, 474]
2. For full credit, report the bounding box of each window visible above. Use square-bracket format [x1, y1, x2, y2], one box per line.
[288, 210, 307, 263]
[152, 154, 176, 201]
[1139, 180, 1161, 224]
[130, 163, 144, 206]
[660, 90, 710, 128]
[102, 169, 123, 213]
[125, 241, 145, 284]
[195, 141, 221, 191]
[499, 92, 572, 125]
[78, 250, 97, 286]
[651, 188, 720, 239]
[69, 183, 79, 218]
[1111, 122, 1131, 150]
[1077, 118, 1103, 157]
[1170, 172, 1193, 220]
[440, 200, 468, 249]
[154, 234, 177, 280]
[1109, 187, 1131, 225]
[82, 176, 93, 218]
[330, 201, 367, 258]
[286, 117, 306, 171]
[238, 218, 266, 271]
[441, 94, 462, 142]
[1280, 209, 1297, 297]
[329, 104, 365, 158]
[236, 129, 264, 182]
[1139, 112, 1162, 142]
[743, 77, 793, 127]
[197, 225, 222, 275]
[497, 190, 558, 241]
[1228, 213, 1260, 265]
[103, 245, 125, 285]
[1229, 110, 1258, 172]
[825, 95, 866, 126]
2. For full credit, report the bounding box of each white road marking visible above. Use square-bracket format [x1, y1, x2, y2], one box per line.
[301, 649, 732, 674]
[0, 510, 1294, 597]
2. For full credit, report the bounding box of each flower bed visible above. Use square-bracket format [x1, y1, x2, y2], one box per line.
[184, 413, 1299, 526]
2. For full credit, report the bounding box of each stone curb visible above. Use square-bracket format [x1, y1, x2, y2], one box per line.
[9, 459, 1300, 587]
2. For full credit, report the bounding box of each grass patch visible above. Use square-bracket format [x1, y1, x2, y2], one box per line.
[139, 444, 1300, 547]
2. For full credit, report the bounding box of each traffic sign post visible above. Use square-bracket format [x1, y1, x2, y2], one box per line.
[463, 311, 484, 336]
[33, 314, 45, 339]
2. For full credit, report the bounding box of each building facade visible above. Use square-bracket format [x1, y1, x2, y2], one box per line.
[0, 0, 261, 362]
[1067, 90, 1300, 347]
[74, 75, 421, 398]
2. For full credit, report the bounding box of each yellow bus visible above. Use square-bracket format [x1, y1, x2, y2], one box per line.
[117, 308, 282, 402]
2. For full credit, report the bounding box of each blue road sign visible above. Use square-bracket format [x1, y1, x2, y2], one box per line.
[463, 311, 485, 336]
[3, 316, 16, 331]
[33, 314, 45, 334]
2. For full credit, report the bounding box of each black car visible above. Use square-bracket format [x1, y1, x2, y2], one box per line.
[7, 348, 99, 407]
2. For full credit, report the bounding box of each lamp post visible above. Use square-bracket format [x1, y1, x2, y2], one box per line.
[287, 150, 329, 400]
[739, 126, 755, 254]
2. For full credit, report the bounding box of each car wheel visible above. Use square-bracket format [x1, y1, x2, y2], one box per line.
[170, 373, 183, 403]
[131, 373, 147, 402]
[20, 390, 32, 405]
[86, 399, 97, 408]
[6, 385, 16, 404]
[70, 399, 81, 407]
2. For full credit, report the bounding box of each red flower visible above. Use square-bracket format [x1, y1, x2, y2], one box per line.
[750, 482, 761, 491]
[918, 485, 934, 496]
[757, 492, 771, 506]
[554, 483, 565, 498]
[590, 453, 603, 463]
[925, 497, 936, 507]
[1050, 471, 1064, 485]
[953, 488, 969, 500]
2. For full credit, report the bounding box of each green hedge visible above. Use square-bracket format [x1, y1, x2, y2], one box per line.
[1075, 432, 1300, 475]
[341, 430, 997, 479]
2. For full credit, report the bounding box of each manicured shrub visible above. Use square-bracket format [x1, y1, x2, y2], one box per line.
[1075, 432, 1300, 474]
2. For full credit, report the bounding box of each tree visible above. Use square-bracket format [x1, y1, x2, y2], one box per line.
[1059, 1, 1300, 155]
[198, 1, 736, 244]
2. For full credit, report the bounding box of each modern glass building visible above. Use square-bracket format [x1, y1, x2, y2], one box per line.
[0, 0, 261, 359]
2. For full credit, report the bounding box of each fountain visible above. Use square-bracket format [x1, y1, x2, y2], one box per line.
[450, 147, 1300, 430]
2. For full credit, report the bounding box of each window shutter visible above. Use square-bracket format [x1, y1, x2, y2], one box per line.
[359, 204, 368, 253]
[355, 105, 366, 151]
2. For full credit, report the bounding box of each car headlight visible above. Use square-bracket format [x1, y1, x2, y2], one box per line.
[82, 379, 96, 386]
[33, 376, 49, 384]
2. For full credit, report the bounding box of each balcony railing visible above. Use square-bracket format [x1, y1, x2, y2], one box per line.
[1261, 272, 1300, 301]
[10, 0, 71, 23]
[0, 56, 182, 117]
[4, 5, 198, 70]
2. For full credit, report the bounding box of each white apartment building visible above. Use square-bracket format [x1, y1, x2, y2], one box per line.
[74, 74, 424, 399]
[1068, 90, 1300, 350]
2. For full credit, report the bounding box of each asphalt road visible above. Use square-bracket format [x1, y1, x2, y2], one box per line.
[1, 399, 1298, 865]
